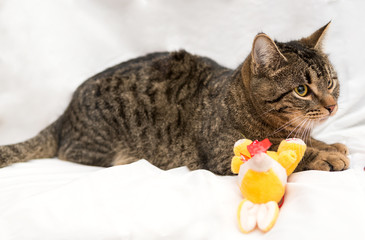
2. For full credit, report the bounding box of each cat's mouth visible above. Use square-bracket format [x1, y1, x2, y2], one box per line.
[284, 112, 328, 131]
[269, 107, 334, 138]
[306, 115, 329, 121]
[305, 106, 336, 122]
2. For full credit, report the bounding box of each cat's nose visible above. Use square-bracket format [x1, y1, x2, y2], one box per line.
[325, 104, 337, 114]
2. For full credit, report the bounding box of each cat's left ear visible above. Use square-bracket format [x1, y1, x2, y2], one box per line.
[251, 33, 287, 73]
[300, 21, 331, 50]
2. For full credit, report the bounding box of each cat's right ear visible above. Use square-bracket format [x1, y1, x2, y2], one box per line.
[300, 22, 331, 50]
[251, 33, 287, 73]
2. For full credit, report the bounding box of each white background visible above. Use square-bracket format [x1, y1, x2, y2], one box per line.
[0, 1, 365, 239]
[0, 0, 364, 146]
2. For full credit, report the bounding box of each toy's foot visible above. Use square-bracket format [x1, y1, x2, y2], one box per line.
[237, 199, 279, 233]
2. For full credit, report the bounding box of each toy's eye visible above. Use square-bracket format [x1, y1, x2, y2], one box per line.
[294, 85, 308, 97]
[327, 78, 334, 89]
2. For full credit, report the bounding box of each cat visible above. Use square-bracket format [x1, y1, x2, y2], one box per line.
[0, 22, 349, 175]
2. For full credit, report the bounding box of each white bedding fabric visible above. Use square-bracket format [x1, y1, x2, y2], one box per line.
[0, 0, 365, 239]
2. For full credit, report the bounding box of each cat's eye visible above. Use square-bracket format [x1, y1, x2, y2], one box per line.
[294, 85, 308, 97]
[327, 78, 334, 89]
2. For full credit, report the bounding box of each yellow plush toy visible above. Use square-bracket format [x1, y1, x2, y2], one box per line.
[231, 138, 306, 233]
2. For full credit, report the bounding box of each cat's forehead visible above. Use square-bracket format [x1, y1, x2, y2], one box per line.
[276, 41, 333, 77]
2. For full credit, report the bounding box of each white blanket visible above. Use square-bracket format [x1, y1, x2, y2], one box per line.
[0, 0, 365, 239]
[1, 160, 365, 239]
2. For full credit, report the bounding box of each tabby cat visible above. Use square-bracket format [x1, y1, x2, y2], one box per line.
[0, 23, 349, 175]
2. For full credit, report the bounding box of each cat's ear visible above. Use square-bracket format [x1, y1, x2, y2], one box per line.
[300, 22, 331, 50]
[251, 33, 287, 73]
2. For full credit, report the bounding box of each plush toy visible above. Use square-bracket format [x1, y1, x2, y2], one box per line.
[231, 138, 306, 233]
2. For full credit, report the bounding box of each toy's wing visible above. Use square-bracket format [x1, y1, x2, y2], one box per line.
[231, 139, 252, 174]
[231, 156, 243, 174]
[277, 138, 307, 175]
[277, 150, 298, 176]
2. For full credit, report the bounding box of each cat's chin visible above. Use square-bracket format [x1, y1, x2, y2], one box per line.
[317, 116, 330, 124]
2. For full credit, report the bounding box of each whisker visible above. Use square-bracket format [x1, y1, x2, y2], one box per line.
[303, 118, 310, 140]
[308, 120, 316, 147]
[295, 118, 308, 139]
[301, 119, 314, 147]
[299, 121, 306, 140]
[269, 115, 304, 137]
[258, 108, 276, 118]
[303, 120, 312, 144]
[287, 118, 307, 139]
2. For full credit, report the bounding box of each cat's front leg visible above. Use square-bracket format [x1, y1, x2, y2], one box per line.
[307, 138, 349, 155]
[295, 138, 350, 172]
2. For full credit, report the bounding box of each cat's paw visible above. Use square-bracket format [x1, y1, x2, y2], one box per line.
[330, 143, 349, 155]
[309, 151, 350, 171]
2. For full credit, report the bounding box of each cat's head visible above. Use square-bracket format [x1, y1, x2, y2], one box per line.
[247, 22, 338, 137]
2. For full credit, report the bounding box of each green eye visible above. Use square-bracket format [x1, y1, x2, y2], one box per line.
[294, 85, 308, 97]
[328, 78, 334, 89]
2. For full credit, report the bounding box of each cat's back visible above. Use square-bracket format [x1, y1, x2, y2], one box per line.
[57, 50, 231, 166]
[71, 50, 230, 112]
[100, 50, 227, 88]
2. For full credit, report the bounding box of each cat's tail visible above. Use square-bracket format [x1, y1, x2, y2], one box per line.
[0, 120, 60, 167]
